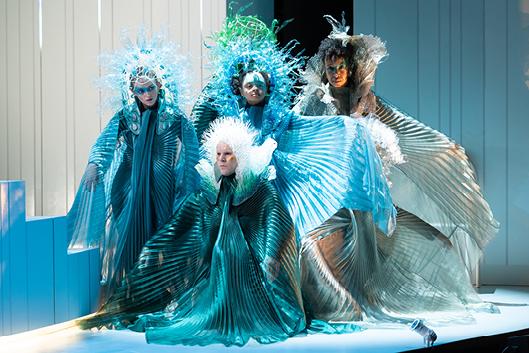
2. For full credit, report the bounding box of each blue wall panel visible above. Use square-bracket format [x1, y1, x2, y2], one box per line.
[375, 0, 419, 117]
[53, 217, 70, 323]
[418, 0, 440, 131]
[27, 217, 55, 330]
[506, 0, 529, 268]
[482, 0, 508, 267]
[1, 181, 100, 335]
[7, 181, 28, 334]
[1, 182, 10, 335]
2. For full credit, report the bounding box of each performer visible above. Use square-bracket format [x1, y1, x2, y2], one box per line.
[295, 13, 499, 327]
[295, 14, 499, 276]
[79, 118, 307, 346]
[67, 31, 200, 303]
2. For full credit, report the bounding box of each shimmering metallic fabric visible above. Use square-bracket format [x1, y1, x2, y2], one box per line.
[67, 98, 200, 301]
[374, 96, 499, 274]
[80, 175, 306, 346]
[296, 88, 499, 324]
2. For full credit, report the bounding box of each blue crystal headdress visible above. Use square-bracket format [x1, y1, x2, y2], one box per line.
[97, 28, 191, 111]
[206, 15, 303, 123]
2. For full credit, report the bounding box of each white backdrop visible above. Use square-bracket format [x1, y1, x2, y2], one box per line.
[0, 0, 226, 217]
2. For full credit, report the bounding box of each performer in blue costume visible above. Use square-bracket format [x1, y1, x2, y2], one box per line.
[79, 118, 308, 346]
[67, 31, 200, 303]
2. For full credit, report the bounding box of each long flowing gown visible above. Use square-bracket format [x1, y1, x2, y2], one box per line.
[67, 96, 200, 301]
[295, 84, 499, 324]
[80, 170, 307, 346]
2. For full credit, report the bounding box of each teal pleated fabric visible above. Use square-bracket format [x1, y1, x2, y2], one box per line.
[192, 91, 397, 239]
[68, 97, 200, 302]
[79, 174, 307, 346]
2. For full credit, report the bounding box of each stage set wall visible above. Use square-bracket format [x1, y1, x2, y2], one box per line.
[353, 0, 529, 286]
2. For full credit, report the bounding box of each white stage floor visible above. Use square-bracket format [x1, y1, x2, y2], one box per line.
[2, 286, 529, 353]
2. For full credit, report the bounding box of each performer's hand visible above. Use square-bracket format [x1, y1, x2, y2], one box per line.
[84, 163, 99, 191]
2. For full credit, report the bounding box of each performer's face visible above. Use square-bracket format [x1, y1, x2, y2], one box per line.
[216, 142, 238, 176]
[132, 78, 159, 108]
[325, 56, 349, 88]
[241, 72, 267, 105]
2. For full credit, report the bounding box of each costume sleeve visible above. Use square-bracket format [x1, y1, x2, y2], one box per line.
[273, 114, 396, 239]
[374, 95, 498, 275]
[191, 84, 220, 143]
[67, 113, 122, 252]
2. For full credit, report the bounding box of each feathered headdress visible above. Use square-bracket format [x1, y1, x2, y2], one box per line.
[299, 13, 387, 112]
[197, 117, 277, 189]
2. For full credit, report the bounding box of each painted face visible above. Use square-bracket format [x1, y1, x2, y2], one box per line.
[241, 72, 267, 105]
[216, 142, 238, 176]
[324, 56, 349, 88]
[132, 78, 159, 108]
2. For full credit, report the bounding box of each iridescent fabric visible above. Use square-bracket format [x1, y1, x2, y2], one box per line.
[79, 172, 307, 346]
[295, 87, 500, 324]
[193, 98, 396, 239]
[67, 97, 200, 301]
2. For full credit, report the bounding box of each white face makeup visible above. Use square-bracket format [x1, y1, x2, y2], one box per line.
[241, 72, 267, 105]
[216, 142, 238, 176]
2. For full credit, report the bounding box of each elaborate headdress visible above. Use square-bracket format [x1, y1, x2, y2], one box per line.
[198, 117, 277, 186]
[206, 15, 303, 126]
[97, 28, 191, 111]
[299, 13, 387, 111]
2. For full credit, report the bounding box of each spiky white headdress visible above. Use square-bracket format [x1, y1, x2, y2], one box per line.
[197, 117, 277, 186]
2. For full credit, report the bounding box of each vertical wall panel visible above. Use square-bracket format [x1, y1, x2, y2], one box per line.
[449, 0, 462, 142]
[72, 0, 100, 195]
[53, 217, 69, 322]
[0, 0, 7, 180]
[438, 0, 451, 137]
[27, 218, 54, 330]
[482, 0, 508, 267]
[151, 0, 170, 31]
[8, 181, 28, 334]
[0, 182, 11, 334]
[188, 0, 203, 103]
[6, 0, 21, 182]
[461, 0, 485, 185]
[65, 0, 75, 215]
[19, 0, 38, 216]
[418, 0, 440, 130]
[506, 0, 529, 267]
[41, 0, 68, 216]
[374, 0, 419, 117]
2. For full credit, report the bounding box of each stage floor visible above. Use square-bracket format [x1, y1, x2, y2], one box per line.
[1, 286, 529, 353]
